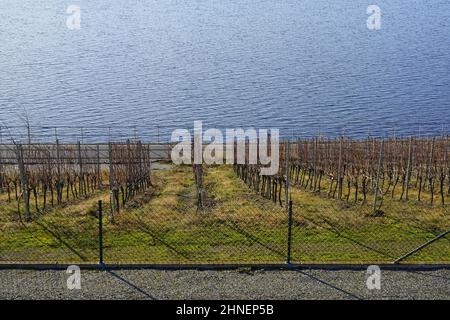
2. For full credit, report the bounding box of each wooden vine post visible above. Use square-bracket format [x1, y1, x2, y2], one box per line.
[17, 144, 30, 222]
[108, 142, 117, 220]
[285, 140, 290, 211]
[337, 136, 343, 205]
[373, 139, 384, 213]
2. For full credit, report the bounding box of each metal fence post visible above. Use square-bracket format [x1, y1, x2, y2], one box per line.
[286, 200, 293, 265]
[394, 228, 450, 264]
[285, 140, 290, 210]
[98, 200, 104, 267]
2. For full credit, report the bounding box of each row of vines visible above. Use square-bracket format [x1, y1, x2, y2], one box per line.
[234, 137, 450, 211]
[0, 141, 152, 223]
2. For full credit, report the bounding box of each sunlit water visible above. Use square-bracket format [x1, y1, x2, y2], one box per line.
[0, 0, 449, 142]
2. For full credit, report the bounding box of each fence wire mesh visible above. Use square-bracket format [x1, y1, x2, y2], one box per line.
[287, 137, 450, 264]
[0, 137, 449, 265]
[103, 196, 287, 264]
[290, 198, 450, 264]
[0, 196, 99, 264]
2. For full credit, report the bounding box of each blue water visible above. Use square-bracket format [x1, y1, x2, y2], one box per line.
[0, 0, 449, 142]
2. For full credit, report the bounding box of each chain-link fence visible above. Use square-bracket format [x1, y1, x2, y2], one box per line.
[0, 197, 99, 264]
[1, 165, 449, 266]
[103, 196, 287, 264]
[0, 137, 449, 266]
[2, 196, 447, 265]
[289, 197, 450, 264]
[287, 137, 450, 264]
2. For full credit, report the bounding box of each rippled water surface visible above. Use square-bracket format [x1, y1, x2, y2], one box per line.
[0, 0, 449, 141]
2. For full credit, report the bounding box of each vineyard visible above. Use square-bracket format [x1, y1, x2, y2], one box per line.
[0, 136, 449, 265]
[234, 136, 450, 263]
[0, 141, 155, 223]
[236, 137, 450, 210]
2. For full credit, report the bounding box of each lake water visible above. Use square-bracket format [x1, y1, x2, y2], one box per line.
[0, 0, 449, 142]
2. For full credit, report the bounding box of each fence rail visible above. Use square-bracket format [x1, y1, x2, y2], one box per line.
[0, 143, 172, 164]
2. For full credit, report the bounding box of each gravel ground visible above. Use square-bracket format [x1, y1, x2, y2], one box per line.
[0, 268, 449, 300]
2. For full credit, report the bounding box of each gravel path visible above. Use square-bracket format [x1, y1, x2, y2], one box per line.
[0, 268, 448, 300]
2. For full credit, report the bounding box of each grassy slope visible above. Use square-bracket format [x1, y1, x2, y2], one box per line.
[104, 165, 287, 264]
[289, 176, 450, 263]
[0, 190, 109, 263]
[0, 165, 448, 264]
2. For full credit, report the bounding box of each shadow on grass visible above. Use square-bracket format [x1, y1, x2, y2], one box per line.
[384, 214, 450, 243]
[301, 214, 395, 260]
[135, 223, 192, 261]
[223, 221, 286, 259]
[34, 220, 87, 261]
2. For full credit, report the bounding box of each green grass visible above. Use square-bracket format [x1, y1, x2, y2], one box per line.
[0, 165, 448, 264]
[288, 174, 450, 263]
